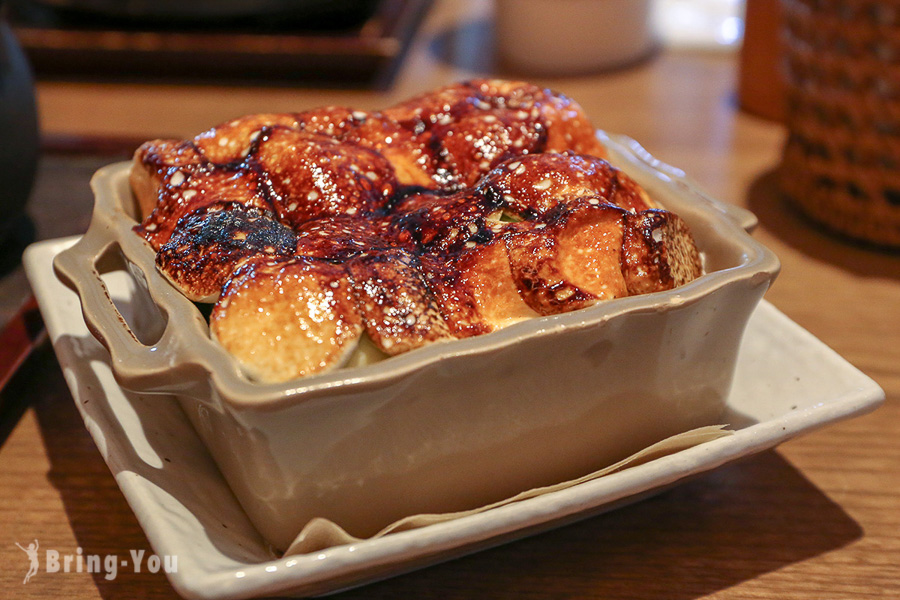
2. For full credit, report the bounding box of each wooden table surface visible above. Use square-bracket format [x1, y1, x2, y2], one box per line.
[2, 1, 899, 598]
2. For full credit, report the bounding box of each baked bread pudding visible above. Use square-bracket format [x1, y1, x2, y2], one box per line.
[131, 80, 702, 383]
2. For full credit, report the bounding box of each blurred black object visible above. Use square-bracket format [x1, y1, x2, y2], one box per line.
[9, 0, 380, 30]
[5, 0, 430, 87]
[0, 0, 39, 276]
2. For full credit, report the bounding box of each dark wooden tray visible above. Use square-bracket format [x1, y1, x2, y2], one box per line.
[7, 0, 432, 87]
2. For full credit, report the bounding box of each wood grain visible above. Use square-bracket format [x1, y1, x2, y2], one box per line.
[2, 0, 899, 597]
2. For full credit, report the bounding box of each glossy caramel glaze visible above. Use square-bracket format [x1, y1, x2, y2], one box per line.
[210, 257, 363, 383]
[131, 80, 703, 382]
[347, 249, 453, 354]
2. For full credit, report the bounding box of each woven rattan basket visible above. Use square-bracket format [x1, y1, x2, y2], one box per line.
[780, 0, 900, 247]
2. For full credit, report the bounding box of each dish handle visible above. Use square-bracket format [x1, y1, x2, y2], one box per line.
[53, 203, 223, 406]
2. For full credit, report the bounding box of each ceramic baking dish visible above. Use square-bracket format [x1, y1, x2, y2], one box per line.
[53, 131, 780, 551]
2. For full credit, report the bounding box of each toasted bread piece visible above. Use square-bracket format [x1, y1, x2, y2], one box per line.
[435, 110, 546, 188]
[192, 113, 303, 164]
[211, 257, 362, 383]
[131, 139, 203, 220]
[377, 79, 607, 189]
[390, 191, 494, 252]
[135, 166, 267, 250]
[254, 128, 397, 227]
[479, 153, 655, 218]
[622, 209, 703, 295]
[551, 200, 630, 303]
[504, 200, 629, 315]
[346, 114, 436, 188]
[538, 89, 608, 158]
[422, 239, 539, 337]
[347, 249, 453, 355]
[156, 203, 297, 302]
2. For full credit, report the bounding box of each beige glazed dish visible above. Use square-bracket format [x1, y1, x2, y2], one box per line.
[53, 131, 780, 551]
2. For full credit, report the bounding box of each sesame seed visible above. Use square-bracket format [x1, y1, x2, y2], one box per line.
[169, 171, 185, 186]
[182, 189, 197, 200]
[533, 178, 552, 190]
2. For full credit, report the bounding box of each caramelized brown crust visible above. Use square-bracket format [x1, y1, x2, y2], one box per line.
[622, 210, 703, 295]
[505, 201, 629, 315]
[130, 78, 607, 223]
[347, 250, 453, 354]
[345, 114, 435, 188]
[477, 152, 654, 217]
[131, 139, 203, 220]
[293, 214, 400, 260]
[421, 240, 540, 337]
[131, 80, 704, 383]
[254, 127, 397, 227]
[156, 203, 297, 302]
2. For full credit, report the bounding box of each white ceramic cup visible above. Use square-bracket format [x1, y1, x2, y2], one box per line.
[494, 0, 657, 75]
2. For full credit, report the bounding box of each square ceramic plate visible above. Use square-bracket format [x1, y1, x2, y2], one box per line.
[25, 237, 884, 600]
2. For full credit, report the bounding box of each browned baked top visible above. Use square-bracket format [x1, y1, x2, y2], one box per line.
[131, 79, 702, 383]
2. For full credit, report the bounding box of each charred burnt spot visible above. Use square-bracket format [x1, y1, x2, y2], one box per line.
[382, 183, 452, 212]
[155, 203, 299, 301]
[469, 227, 494, 245]
[172, 203, 297, 254]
